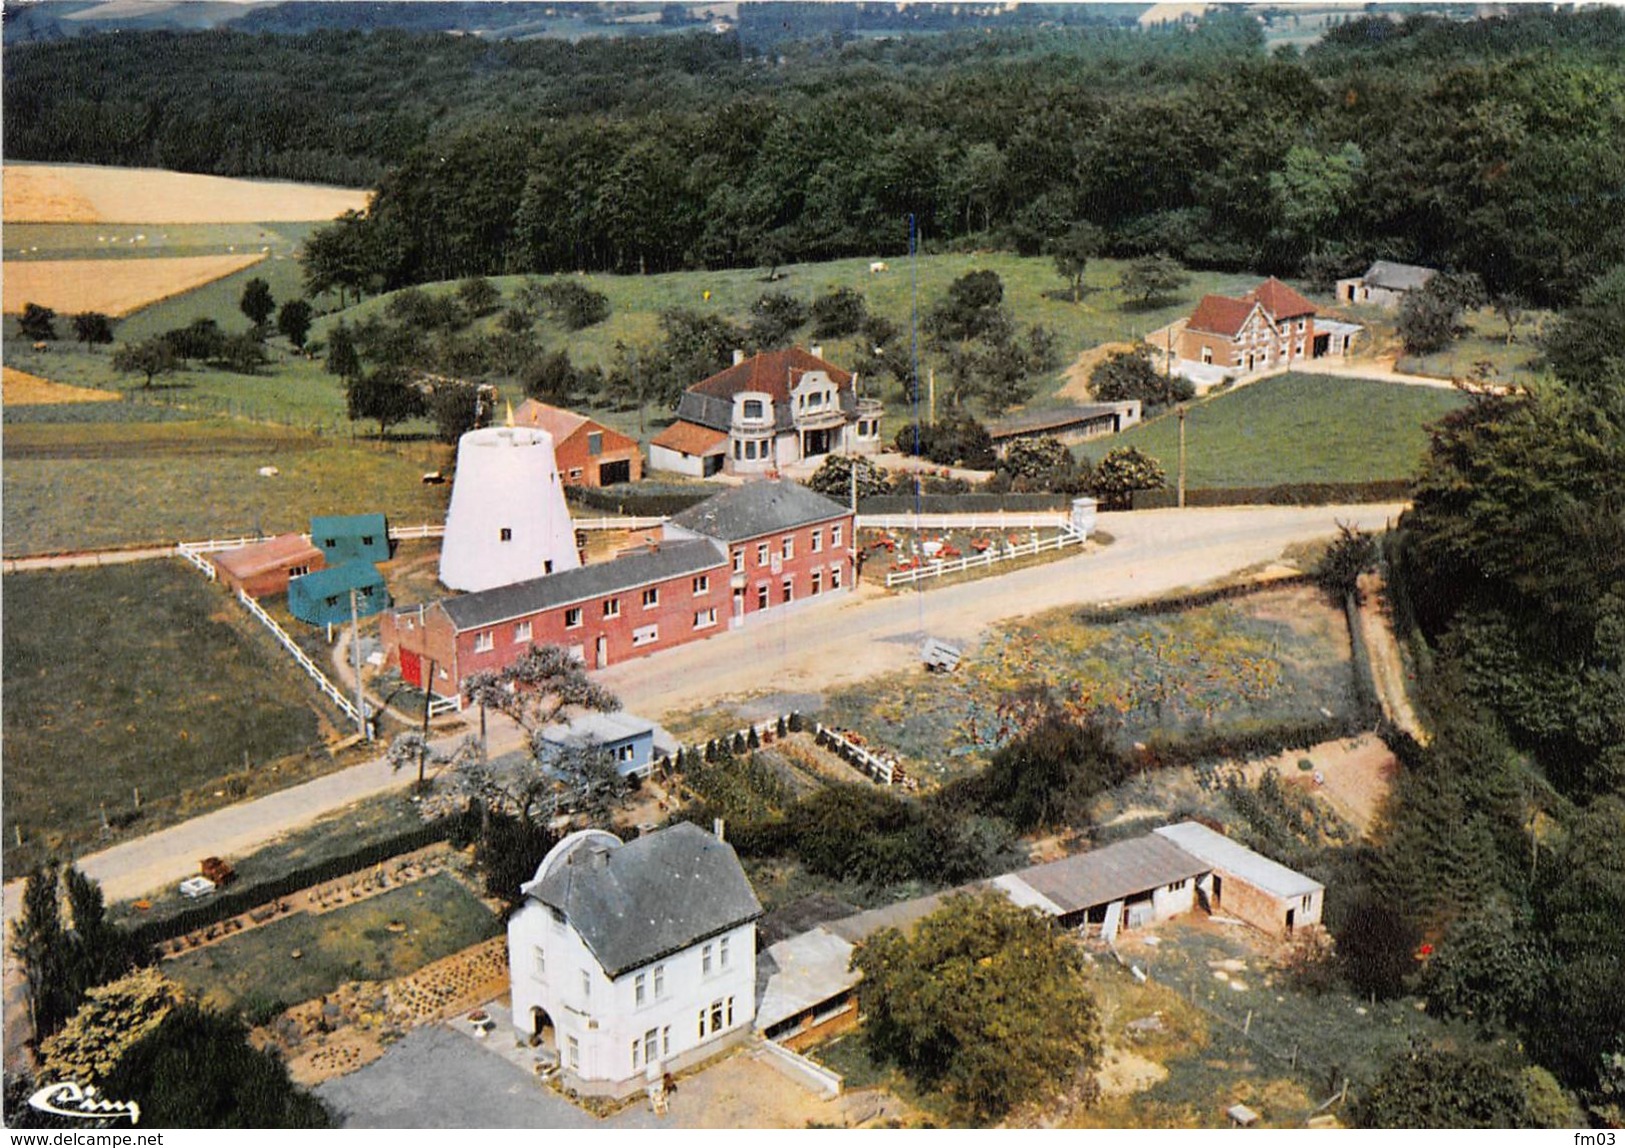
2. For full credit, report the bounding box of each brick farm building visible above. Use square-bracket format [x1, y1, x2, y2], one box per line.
[381, 481, 854, 704]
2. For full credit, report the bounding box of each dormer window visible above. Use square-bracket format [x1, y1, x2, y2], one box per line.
[742, 399, 765, 419]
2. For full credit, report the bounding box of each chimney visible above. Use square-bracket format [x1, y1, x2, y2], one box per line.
[713, 818, 726, 843]
[590, 846, 610, 870]
[809, 344, 823, 360]
[732, 348, 746, 366]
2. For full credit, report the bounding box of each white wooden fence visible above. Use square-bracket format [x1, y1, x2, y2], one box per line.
[815, 722, 905, 786]
[236, 588, 368, 729]
[883, 526, 1084, 588]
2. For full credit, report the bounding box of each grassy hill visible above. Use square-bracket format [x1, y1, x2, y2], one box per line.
[1083, 373, 1471, 489]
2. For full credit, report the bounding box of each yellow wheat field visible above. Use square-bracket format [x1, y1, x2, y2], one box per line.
[1, 367, 121, 405]
[3, 253, 268, 317]
[3, 164, 371, 225]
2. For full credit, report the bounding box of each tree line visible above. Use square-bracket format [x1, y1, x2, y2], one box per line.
[6, 10, 1622, 304]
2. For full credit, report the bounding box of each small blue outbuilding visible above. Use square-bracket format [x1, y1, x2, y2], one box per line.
[310, 513, 391, 566]
[289, 560, 391, 627]
[537, 712, 659, 778]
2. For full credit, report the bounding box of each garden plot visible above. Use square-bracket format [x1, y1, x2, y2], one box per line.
[820, 586, 1356, 785]
[856, 524, 1078, 588]
[164, 872, 500, 1017]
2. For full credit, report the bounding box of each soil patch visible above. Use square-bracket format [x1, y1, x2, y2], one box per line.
[1057, 341, 1137, 401]
[3, 252, 268, 317]
[2, 367, 120, 404]
[4, 163, 370, 224]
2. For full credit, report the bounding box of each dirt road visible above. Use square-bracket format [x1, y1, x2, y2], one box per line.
[603, 503, 1405, 717]
[1356, 570, 1429, 742]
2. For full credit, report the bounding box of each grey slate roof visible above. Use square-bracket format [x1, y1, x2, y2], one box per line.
[538, 711, 656, 749]
[439, 538, 725, 632]
[1154, 821, 1322, 899]
[669, 481, 848, 543]
[675, 391, 739, 434]
[529, 822, 762, 977]
[1362, 260, 1436, 292]
[1005, 835, 1210, 916]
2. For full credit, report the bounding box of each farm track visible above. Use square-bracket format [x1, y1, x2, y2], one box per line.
[3, 434, 316, 460]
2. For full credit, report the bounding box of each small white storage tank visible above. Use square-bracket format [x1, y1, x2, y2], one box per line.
[439, 425, 580, 592]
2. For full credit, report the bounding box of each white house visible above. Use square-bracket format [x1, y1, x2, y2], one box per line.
[506, 822, 763, 1097]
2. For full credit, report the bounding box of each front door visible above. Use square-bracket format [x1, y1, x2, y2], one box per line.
[595, 636, 608, 669]
[1212, 874, 1223, 907]
[1285, 908, 1296, 935]
[400, 648, 422, 688]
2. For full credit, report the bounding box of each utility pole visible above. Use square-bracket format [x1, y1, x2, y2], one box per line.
[418, 659, 436, 788]
[350, 587, 369, 741]
[928, 368, 936, 426]
[1177, 405, 1188, 510]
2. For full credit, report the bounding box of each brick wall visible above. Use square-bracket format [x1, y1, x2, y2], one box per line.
[724, 513, 855, 620]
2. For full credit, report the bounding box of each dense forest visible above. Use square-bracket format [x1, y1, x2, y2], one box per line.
[6, 9, 1624, 303]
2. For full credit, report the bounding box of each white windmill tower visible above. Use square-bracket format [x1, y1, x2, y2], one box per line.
[438, 416, 580, 592]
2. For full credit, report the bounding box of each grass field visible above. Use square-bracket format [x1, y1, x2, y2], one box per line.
[2, 417, 451, 554]
[4, 221, 313, 263]
[1086, 373, 1469, 488]
[163, 872, 500, 1016]
[3, 252, 270, 317]
[1396, 306, 1554, 386]
[2, 163, 370, 225]
[821, 585, 1356, 785]
[1, 562, 332, 877]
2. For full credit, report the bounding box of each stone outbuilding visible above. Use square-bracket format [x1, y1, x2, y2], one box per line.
[1154, 821, 1324, 936]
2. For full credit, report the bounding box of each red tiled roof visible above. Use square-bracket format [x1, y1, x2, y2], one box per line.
[513, 400, 639, 454]
[1246, 277, 1317, 319]
[650, 420, 728, 456]
[211, 533, 323, 580]
[690, 347, 852, 405]
[1186, 294, 1259, 338]
[513, 399, 588, 441]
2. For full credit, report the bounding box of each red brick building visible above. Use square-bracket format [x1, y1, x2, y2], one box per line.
[664, 481, 855, 625]
[380, 482, 855, 702]
[210, 533, 325, 597]
[513, 399, 642, 487]
[1176, 277, 1318, 375]
[381, 538, 730, 696]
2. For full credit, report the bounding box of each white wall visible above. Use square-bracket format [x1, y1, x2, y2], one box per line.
[649, 444, 708, 478]
[509, 905, 756, 1088]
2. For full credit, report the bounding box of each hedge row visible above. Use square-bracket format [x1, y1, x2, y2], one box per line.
[856, 493, 1071, 514]
[1131, 480, 1410, 510]
[1072, 573, 1318, 624]
[566, 483, 718, 518]
[128, 809, 478, 952]
[1343, 590, 1383, 726]
[1133, 715, 1364, 770]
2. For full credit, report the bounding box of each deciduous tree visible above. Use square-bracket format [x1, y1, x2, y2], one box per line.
[71, 311, 114, 349]
[239, 277, 275, 330]
[1118, 254, 1190, 308]
[18, 303, 58, 342]
[111, 338, 178, 389]
[853, 890, 1101, 1123]
[1089, 446, 1166, 509]
[275, 299, 314, 351]
[345, 366, 426, 437]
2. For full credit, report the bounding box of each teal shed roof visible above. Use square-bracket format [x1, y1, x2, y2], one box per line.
[289, 560, 390, 625]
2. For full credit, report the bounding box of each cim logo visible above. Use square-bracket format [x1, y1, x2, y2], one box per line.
[27, 1081, 141, 1125]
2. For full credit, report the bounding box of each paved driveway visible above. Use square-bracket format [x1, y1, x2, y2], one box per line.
[316, 1024, 615, 1129]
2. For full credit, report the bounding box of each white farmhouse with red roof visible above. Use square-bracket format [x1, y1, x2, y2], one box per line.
[649, 346, 883, 478]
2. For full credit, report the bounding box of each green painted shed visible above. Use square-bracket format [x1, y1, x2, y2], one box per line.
[310, 513, 391, 565]
[289, 561, 391, 627]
